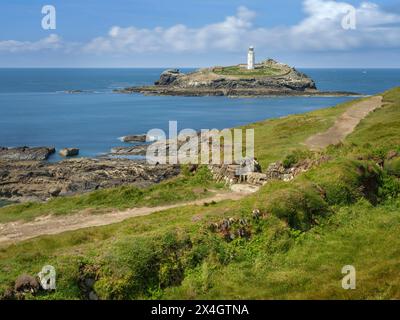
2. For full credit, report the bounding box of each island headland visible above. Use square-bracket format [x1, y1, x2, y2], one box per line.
[115, 58, 359, 97]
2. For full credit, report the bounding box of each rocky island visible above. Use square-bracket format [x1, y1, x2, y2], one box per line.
[115, 58, 359, 97]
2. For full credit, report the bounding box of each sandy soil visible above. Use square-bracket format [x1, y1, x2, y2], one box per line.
[0, 187, 255, 245]
[305, 96, 383, 150]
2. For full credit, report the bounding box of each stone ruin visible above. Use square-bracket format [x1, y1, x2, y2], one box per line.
[209, 156, 330, 186]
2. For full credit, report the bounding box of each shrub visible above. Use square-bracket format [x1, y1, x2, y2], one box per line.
[303, 159, 382, 206]
[264, 183, 329, 231]
[282, 150, 313, 169]
[95, 231, 193, 299]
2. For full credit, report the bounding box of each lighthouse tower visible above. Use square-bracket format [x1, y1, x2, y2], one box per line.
[247, 46, 255, 70]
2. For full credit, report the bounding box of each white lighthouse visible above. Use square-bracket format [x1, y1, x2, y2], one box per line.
[247, 46, 255, 70]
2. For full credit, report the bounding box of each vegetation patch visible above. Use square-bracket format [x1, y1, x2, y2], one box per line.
[212, 65, 287, 77]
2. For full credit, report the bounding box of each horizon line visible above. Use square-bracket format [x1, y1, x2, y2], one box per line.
[1, 66, 400, 69]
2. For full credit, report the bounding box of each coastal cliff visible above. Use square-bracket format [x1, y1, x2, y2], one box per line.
[116, 59, 358, 97]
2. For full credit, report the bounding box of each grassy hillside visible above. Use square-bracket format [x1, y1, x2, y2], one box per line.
[1, 87, 400, 300]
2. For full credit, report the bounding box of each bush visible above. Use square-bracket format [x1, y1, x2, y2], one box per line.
[264, 183, 330, 231]
[303, 159, 382, 206]
[95, 231, 193, 299]
[282, 150, 313, 169]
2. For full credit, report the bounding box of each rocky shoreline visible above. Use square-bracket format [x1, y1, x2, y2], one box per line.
[116, 86, 359, 98]
[0, 147, 55, 161]
[0, 158, 180, 202]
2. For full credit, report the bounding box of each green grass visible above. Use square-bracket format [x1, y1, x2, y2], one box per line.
[165, 199, 400, 299]
[212, 65, 287, 77]
[0, 87, 400, 300]
[249, 98, 358, 169]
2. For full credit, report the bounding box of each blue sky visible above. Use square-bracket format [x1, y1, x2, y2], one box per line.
[0, 0, 399, 67]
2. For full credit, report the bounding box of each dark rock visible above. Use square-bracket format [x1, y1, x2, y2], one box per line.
[122, 135, 147, 143]
[84, 278, 96, 289]
[48, 186, 62, 197]
[14, 274, 40, 294]
[0, 146, 55, 161]
[65, 90, 84, 94]
[154, 69, 184, 86]
[59, 148, 79, 157]
[188, 164, 198, 173]
[110, 145, 148, 156]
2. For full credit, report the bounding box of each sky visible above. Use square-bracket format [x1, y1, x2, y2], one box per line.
[0, 0, 399, 68]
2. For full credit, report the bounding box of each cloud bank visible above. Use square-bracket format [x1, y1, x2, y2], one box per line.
[0, 34, 62, 53]
[82, 0, 400, 54]
[1, 0, 400, 55]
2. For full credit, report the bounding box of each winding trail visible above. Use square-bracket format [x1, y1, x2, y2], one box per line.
[305, 96, 383, 150]
[0, 186, 259, 245]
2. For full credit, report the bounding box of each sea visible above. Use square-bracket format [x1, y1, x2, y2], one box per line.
[0, 68, 399, 161]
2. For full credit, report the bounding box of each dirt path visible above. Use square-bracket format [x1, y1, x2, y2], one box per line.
[305, 96, 382, 150]
[0, 187, 256, 245]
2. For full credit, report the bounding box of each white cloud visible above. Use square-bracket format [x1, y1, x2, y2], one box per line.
[1, 1, 400, 56]
[83, 1, 400, 54]
[0, 34, 62, 53]
[83, 5, 255, 53]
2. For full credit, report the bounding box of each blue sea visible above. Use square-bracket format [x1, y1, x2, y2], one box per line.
[0, 68, 399, 160]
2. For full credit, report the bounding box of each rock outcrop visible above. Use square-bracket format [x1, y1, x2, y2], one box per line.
[110, 145, 148, 156]
[14, 275, 40, 294]
[0, 158, 180, 202]
[59, 148, 79, 157]
[116, 60, 359, 97]
[0, 147, 55, 161]
[154, 69, 184, 86]
[122, 135, 147, 143]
